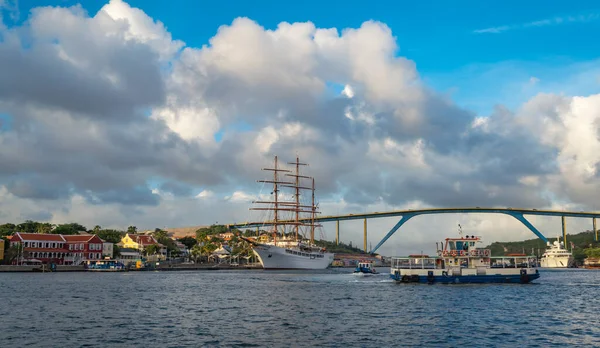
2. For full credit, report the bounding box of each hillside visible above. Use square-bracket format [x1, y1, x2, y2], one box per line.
[486, 230, 600, 263]
[314, 240, 368, 254]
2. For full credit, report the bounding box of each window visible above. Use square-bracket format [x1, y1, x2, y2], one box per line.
[80, 243, 84, 250]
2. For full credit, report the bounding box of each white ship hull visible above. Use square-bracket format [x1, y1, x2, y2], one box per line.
[252, 244, 334, 269]
[540, 256, 573, 268]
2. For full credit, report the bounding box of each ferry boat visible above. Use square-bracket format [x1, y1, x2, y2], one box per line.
[540, 239, 574, 268]
[390, 233, 540, 284]
[85, 259, 127, 271]
[244, 156, 334, 270]
[353, 261, 378, 276]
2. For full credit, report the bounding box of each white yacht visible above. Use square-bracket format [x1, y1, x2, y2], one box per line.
[244, 155, 334, 270]
[540, 239, 573, 268]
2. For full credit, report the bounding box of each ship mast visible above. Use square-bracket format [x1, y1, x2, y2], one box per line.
[250, 156, 292, 245]
[311, 177, 316, 245]
[286, 156, 308, 242]
[251, 155, 320, 245]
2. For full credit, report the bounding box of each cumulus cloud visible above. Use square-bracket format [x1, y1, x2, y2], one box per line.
[0, 0, 599, 256]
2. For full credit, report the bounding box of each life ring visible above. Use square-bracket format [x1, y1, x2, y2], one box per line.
[450, 250, 457, 257]
[483, 249, 491, 257]
[459, 250, 465, 256]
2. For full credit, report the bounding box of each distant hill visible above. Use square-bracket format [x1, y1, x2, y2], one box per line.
[486, 230, 600, 263]
[314, 240, 368, 254]
[165, 225, 208, 239]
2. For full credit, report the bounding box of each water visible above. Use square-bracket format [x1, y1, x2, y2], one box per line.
[1, 268, 600, 347]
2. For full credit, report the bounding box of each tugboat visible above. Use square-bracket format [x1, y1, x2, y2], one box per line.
[390, 228, 540, 284]
[353, 261, 378, 276]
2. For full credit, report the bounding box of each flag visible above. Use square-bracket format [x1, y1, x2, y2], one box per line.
[570, 241, 575, 249]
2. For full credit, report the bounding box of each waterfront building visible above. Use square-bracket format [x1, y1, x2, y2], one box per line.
[175, 241, 188, 257]
[63, 235, 105, 263]
[117, 248, 142, 266]
[118, 234, 166, 260]
[9, 233, 106, 265]
[102, 242, 114, 258]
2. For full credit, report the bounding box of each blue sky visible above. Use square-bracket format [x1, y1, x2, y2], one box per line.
[10, 0, 600, 115]
[2, 0, 600, 249]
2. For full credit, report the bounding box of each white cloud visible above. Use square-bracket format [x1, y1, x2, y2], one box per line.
[196, 190, 214, 199]
[1, 1, 600, 256]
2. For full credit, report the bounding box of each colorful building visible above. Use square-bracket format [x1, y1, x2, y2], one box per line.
[8, 233, 105, 264]
[119, 234, 166, 259]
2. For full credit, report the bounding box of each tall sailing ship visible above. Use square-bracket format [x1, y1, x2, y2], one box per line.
[245, 155, 334, 269]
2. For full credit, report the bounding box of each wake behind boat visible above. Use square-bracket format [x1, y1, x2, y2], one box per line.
[390, 229, 540, 284]
[245, 156, 334, 270]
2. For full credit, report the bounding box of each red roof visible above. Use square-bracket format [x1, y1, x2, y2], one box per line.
[12, 233, 66, 242]
[63, 235, 103, 243]
[128, 234, 159, 246]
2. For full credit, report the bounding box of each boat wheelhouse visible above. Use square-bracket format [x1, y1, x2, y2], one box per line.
[390, 233, 540, 284]
[353, 261, 378, 276]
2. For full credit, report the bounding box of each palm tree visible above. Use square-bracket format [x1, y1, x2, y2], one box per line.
[127, 226, 137, 234]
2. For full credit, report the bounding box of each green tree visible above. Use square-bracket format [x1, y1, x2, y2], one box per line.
[0, 223, 16, 238]
[93, 229, 124, 244]
[584, 248, 600, 259]
[145, 244, 160, 255]
[16, 220, 40, 233]
[52, 223, 86, 235]
[2, 244, 20, 265]
[36, 223, 54, 234]
[93, 225, 102, 233]
[178, 236, 198, 249]
[112, 245, 121, 257]
[127, 226, 137, 234]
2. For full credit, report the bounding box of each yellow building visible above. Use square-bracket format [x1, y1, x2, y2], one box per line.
[119, 234, 166, 259]
[0, 239, 4, 261]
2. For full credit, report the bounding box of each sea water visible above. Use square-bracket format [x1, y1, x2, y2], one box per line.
[0, 268, 599, 347]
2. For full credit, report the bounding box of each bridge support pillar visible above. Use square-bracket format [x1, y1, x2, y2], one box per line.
[336, 220, 339, 245]
[363, 218, 367, 253]
[506, 212, 549, 244]
[594, 218, 597, 242]
[562, 216, 567, 247]
[370, 214, 416, 254]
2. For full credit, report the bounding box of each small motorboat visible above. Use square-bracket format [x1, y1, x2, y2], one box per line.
[353, 261, 378, 276]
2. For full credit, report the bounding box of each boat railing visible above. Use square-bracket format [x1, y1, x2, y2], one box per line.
[490, 256, 537, 268]
[391, 257, 437, 269]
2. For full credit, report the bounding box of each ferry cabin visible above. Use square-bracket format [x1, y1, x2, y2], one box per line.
[390, 235, 540, 284]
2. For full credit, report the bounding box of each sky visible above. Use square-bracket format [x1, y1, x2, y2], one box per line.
[1, 0, 600, 255]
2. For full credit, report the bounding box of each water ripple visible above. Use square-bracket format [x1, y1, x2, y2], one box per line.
[1, 269, 600, 347]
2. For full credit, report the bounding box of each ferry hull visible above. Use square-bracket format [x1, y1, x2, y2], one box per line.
[390, 270, 540, 284]
[252, 245, 334, 270]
